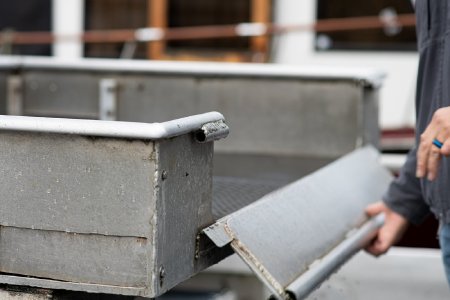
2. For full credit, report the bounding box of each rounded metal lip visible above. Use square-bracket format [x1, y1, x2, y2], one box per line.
[0, 111, 226, 140]
[0, 55, 385, 88]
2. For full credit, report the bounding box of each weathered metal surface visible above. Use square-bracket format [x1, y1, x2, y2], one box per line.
[204, 147, 392, 299]
[0, 131, 155, 236]
[111, 75, 375, 158]
[0, 276, 145, 297]
[22, 71, 99, 119]
[0, 113, 226, 297]
[153, 134, 216, 295]
[0, 56, 382, 158]
[0, 227, 148, 287]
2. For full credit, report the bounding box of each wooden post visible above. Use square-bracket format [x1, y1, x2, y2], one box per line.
[250, 0, 270, 62]
[147, 0, 167, 60]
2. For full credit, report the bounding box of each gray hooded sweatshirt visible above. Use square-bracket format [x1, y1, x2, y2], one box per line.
[384, 0, 450, 224]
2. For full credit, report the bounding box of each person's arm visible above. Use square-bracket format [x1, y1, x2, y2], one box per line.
[385, 147, 429, 223]
[365, 147, 429, 256]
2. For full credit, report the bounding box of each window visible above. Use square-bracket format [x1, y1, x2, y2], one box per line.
[316, 0, 416, 51]
[84, 0, 148, 59]
[84, 0, 271, 62]
[0, 0, 52, 56]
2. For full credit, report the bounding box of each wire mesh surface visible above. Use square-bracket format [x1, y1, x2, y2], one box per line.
[212, 176, 285, 219]
[212, 154, 334, 219]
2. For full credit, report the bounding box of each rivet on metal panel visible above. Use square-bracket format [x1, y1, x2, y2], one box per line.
[159, 266, 166, 287]
[161, 170, 168, 181]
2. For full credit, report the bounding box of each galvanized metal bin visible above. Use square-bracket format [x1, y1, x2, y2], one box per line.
[0, 112, 229, 298]
[0, 56, 383, 159]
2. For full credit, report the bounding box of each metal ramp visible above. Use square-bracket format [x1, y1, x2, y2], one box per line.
[204, 147, 392, 300]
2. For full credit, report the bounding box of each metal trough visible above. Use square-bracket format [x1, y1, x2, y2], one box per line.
[0, 112, 229, 298]
[0, 56, 382, 160]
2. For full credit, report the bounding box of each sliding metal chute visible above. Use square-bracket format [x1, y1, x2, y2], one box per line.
[204, 146, 392, 300]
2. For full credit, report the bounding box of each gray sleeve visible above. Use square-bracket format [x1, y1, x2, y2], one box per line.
[382, 147, 429, 225]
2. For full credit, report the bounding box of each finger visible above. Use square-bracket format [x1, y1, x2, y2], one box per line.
[427, 147, 441, 181]
[427, 130, 449, 179]
[417, 125, 439, 177]
[442, 139, 450, 156]
[437, 128, 450, 156]
[365, 202, 385, 216]
[365, 239, 388, 257]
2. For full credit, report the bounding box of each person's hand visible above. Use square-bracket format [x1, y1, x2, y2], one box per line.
[365, 202, 409, 256]
[417, 107, 450, 181]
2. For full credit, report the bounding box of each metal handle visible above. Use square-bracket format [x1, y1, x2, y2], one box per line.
[283, 213, 385, 300]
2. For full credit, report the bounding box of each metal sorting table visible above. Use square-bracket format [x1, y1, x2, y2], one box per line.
[0, 57, 390, 299]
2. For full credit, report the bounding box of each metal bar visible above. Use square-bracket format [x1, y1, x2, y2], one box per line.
[284, 214, 385, 300]
[0, 14, 416, 45]
[0, 111, 228, 141]
[99, 78, 118, 121]
[6, 75, 23, 115]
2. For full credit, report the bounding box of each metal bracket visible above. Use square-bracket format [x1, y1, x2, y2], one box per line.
[99, 79, 118, 121]
[7, 75, 23, 116]
[195, 120, 230, 143]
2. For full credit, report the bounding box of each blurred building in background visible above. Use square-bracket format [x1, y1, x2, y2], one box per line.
[0, 0, 418, 134]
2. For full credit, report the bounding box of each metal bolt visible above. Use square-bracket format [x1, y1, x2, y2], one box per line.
[159, 266, 165, 287]
[161, 170, 168, 181]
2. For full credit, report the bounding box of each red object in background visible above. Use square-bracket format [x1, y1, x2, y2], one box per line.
[381, 127, 416, 152]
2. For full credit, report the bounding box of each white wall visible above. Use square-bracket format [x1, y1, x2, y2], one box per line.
[272, 0, 419, 129]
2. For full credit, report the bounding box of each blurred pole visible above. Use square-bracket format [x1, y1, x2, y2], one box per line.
[147, 0, 167, 60]
[52, 0, 84, 59]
